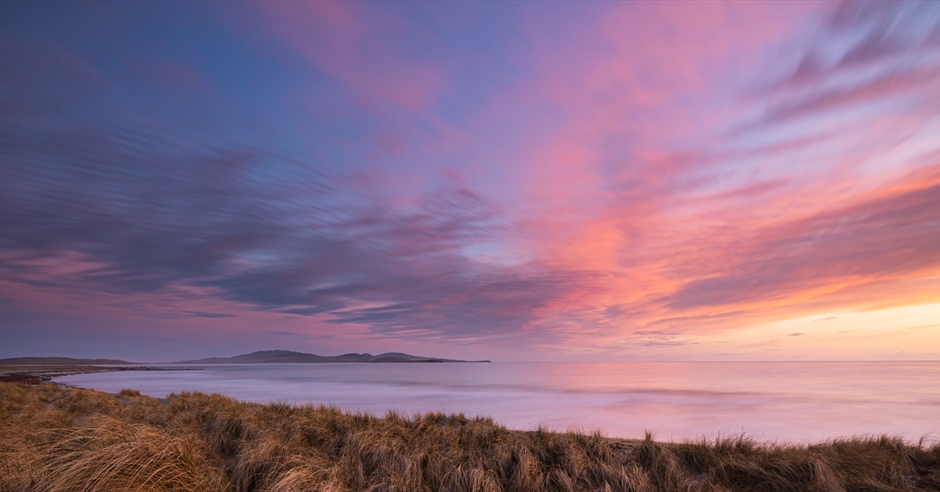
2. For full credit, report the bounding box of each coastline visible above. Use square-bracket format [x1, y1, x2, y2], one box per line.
[0, 364, 171, 386]
[0, 364, 643, 454]
[41, 361, 940, 444]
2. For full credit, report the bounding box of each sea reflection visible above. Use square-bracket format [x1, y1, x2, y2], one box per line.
[56, 362, 940, 443]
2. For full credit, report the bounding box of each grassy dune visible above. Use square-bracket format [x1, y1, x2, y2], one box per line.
[1, 383, 938, 491]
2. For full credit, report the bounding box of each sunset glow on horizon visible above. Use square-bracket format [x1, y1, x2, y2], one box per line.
[1, 1, 939, 361]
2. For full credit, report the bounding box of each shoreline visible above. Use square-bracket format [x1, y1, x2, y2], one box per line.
[5, 364, 939, 448]
[0, 364, 641, 452]
[8, 364, 938, 446]
[0, 364, 176, 386]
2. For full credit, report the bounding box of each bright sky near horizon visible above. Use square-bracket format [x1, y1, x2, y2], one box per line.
[1, 1, 939, 362]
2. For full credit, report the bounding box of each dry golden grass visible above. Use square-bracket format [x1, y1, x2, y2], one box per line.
[1, 382, 937, 491]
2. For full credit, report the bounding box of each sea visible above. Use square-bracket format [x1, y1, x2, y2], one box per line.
[55, 361, 940, 444]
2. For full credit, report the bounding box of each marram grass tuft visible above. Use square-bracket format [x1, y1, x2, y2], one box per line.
[1, 383, 938, 491]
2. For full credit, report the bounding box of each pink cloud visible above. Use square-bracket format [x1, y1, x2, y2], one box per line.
[442, 1, 940, 349]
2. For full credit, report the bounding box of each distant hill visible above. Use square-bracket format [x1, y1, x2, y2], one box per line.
[0, 357, 134, 366]
[175, 350, 489, 364]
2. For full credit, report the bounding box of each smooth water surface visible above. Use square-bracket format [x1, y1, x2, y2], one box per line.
[56, 362, 940, 443]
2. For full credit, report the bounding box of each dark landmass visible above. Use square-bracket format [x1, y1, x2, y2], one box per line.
[1, 383, 938, 491]
[0, 350, 490, 367]
[0, 356, 134, 365]
[175, 349, 490, 364]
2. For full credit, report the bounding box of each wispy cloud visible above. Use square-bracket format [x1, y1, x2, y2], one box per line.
[184, 311, 237, 319]
[266, 331, 333, 340]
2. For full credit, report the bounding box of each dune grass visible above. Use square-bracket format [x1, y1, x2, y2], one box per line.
[1, 383, 938, 491]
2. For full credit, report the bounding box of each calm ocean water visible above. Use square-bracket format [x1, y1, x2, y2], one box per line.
[55, 362, 940, 443]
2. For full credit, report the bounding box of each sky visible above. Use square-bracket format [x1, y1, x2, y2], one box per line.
[1, 1, 939, 362]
